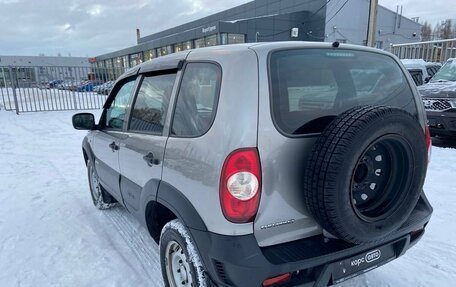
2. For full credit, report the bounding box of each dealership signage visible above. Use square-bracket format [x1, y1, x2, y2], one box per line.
[202, 25, 217, 33]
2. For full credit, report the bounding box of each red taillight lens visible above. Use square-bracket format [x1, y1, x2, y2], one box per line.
[220, 148, 262, 223]
[263, 273, 291, 286]
[425, 126, 432, 162]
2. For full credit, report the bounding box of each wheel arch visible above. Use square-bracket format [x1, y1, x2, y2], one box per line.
[144, 181, 207, 244]
[82, 136, 94, 166]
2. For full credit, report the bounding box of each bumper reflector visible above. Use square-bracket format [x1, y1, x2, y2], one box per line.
[263, 273, 291, 286]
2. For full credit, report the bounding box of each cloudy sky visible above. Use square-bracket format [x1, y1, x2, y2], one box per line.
[0, 0, 453, 57]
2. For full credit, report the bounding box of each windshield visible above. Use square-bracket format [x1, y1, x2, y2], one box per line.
[431, 60, 456, 82]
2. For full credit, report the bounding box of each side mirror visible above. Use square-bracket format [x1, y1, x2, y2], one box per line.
[72, 113, 96, 130]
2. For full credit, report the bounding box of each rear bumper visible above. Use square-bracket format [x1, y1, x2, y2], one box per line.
[427, 110, 456, 136]
[190, 193, 433, 287]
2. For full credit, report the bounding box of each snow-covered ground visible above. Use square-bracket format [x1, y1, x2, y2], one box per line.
[0, 108, 455, 287]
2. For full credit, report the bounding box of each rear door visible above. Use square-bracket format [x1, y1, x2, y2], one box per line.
[92, 76, 137, 200]
[254, 47, 419, 247]
[118, 72, 178, 213]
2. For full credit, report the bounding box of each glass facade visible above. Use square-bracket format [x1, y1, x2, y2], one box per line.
[174, 43, 184, 53]
[158, 45, 173, 57]
[95, 33, 245, 69]
[122, 56, 129, 68]
[175, 40, 194, 52]
[194, 37, 205, 49]
[129, 53, 142, 67]
[205, 35, 218, 47]
[227, 34, 245, 44]
[183, 41, 193, 50]
[143, 49, 156, 61]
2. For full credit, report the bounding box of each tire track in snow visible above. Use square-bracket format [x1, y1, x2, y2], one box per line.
[105, 208, 163, 286]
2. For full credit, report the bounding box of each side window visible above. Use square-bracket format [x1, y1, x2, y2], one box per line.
[105, 78, 136, 129]
[171, 63, 221, 137]
[129, 73, 176, 134]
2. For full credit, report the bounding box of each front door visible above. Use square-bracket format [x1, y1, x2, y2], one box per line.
[119, 72, 177, 213]
[92, 76, 137, 201]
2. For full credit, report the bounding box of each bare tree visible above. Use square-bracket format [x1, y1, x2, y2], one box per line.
[421, 21, 432, 41]
[440, 19, 453, 39]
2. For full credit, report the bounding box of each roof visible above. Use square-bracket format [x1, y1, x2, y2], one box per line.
[118, 41, 396, 80]
[401, 59, 442, 68]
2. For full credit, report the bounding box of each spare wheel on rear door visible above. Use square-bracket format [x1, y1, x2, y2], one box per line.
[304, 105, 427, 244]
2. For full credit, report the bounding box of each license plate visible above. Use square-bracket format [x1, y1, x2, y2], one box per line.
[333, 245, 396, 284]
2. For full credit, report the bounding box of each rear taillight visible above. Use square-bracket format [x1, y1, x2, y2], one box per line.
[220, 148, 261, 223]
[425, 125, 432, 162]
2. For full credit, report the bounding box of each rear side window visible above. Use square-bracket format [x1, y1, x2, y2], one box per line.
[171, 63, 221, 137]
[129, 73, 176, 134]
[427, 66, 438, 77]
[269, 49, 416, 135]
[408, 69, 424, 86]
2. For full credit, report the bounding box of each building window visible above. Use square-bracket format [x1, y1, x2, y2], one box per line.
[105, 59, 113, 69]
[194, 37, 205, 49]
[205, 34, 218, 47]
[221, 33, 228, 45]
[183, 41, 193, 50]
[143, 49, 156, 61]
[122, 56, 129, 68]
[129, 53, 142, 67]
[376, 41, 383, 49]
[175, 41, 193, 52]
[228, 34, 245, 44]
[175, 43, 184, 53]
[114, 57, 122, 68]
[158, 46, 173, 57]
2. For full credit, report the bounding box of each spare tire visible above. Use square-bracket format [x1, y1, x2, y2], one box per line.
[304, 106, 427, 244]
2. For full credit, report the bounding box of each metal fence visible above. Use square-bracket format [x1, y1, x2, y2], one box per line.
[0, 65, 126, 114]
[391, 38, 456, 63]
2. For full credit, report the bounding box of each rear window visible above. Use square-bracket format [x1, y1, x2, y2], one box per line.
[269, 49, 416, 135]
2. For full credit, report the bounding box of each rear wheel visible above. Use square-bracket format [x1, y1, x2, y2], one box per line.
[87, 160, 117, 210]
[160, 219, 210, 287]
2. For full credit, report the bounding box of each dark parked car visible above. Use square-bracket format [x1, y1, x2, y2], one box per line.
[419, 58, 456, 138]
[73, 42, 432, 287]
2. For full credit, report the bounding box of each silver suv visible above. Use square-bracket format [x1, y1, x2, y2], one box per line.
[73, 42, 433, 287]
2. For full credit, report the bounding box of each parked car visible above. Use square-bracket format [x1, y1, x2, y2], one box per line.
[94, 81, 114, 95]
[73, 42, 432, 287]
[419, 58, 456, 138]
[77, 80, 92, 92]
[401, 59, 441, 86]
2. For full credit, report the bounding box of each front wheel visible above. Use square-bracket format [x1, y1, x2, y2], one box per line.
[160, 219, 211, 287]
[87, 160, 117, 210]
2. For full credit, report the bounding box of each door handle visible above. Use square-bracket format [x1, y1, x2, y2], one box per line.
[109, 141, 120, 151]
[143, 152, 160, 166]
